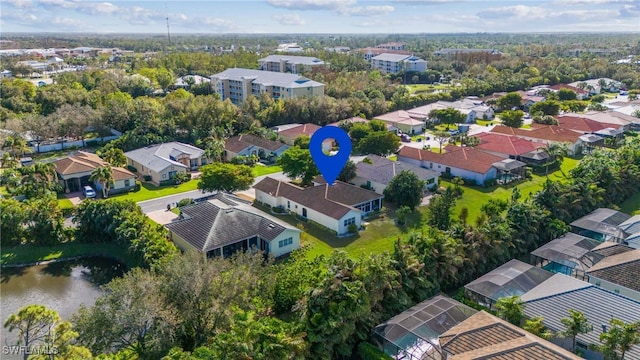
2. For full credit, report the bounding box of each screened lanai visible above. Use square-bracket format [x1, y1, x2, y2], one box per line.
[372, 295, 476, 360]
[464, 259, 553, 309]
[530, 232, 603, 280]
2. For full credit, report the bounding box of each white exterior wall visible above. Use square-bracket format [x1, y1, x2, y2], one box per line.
[404, 60, 427, 72]
[268, 228, 302, 258]
[397, 156, 495, 186]
[336, 210, 361, 235]
[112, 178, 135, 191]
[588, 276, 640, 302]
[352, 176, 386, 194]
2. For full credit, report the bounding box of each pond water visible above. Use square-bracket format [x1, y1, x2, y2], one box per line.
[0, 257, 125, 349]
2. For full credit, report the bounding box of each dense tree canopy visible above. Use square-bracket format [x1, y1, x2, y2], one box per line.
[197, 163, 254, 193]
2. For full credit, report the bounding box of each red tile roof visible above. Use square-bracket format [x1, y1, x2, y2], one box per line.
[555, 115, 620, 132]
[549, 83, 588, 95]
[398, 146, 504, 174]
[278, 123, 321, 140]
[491, 125, 581, 144]
[54, 151, 135, 180]
[475, 133, 547, 156]
[225, 134, 286, 153]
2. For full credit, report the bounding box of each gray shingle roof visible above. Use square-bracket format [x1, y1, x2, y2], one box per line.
[523, 285, 640, 360]
[371, 53, 412, 62]
[211, 68, 324, 89]
[259, 55, 325, 66]
[356, 155, 438, 186]
[166, 193, 299, 253]
[620, 215, 640, 235]
[124, 142, 205, 173]
[586, 250, 640, 292]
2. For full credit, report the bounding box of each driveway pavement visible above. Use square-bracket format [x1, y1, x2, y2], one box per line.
[146, 209, 180, 225]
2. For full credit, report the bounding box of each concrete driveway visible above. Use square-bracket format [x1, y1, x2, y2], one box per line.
[146, 209, 180, 225]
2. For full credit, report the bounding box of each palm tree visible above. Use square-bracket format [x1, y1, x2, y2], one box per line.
[544, 142, 570, 176]
[560, 309, 592, 354]
[89, 165, 114, 198]
[1, 152, 18, 168]
[3, 135, 32, 158]
[597, 319, 640, 360]
[494, 296, 525, 326]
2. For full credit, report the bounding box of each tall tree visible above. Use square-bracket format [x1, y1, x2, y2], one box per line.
[277, 146, 319, 186]
[494, 296, 525, 326]
[426, 187, 457, 230]
[500, 110, 525, 128]
[429, 107, 467, 128]
[98, 147, 127, 167]
[4, 305, 61, 360]
[496, 92, 523, 110]
[433, 131, 451, 153]
[383, 170, 425, 210]
[523, 316, 554, 340]
[560, 309, 592, 354]
[198, 163, 254, 193]
[89, 165, 114, 198]
[357, 131, 400, 156]
[596, 319, 640, 360]
[337, 159, 357, 183]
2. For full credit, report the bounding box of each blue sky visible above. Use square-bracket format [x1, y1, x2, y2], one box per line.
[2, 0, 639, 33]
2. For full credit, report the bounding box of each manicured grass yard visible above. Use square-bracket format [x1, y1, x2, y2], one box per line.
[476, 120, 497, 127]
[57, 193, 74, 210]
[405, 84, 452, 94]
[112, 180, 200, 202]
[252, 165, 282, 177]
[1, 243, 133, 266]
[441, 157, 579, 222]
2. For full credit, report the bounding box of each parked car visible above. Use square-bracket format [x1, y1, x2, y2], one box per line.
[400, 134, 412, 142]
[83, 185, 96, 199]
[448, 130, 459, 136]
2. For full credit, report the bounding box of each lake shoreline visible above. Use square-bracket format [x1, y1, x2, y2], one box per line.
[1, 243, 134, 268]
[1, 253, 128, 268]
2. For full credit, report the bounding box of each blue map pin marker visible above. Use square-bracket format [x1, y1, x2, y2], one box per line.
[310, 126, 352, 186]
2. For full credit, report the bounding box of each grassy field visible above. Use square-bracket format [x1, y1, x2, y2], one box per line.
[405, 84, 452, 94]
[443, 157, 579, 222]
[1, 243, 133, 266]
[254, 203, 420, 259]
[111, 180, 200, 202]
[57, 193, 75, 210]
[476, 120, 497, 127]
[620, 192, 640, 215]
[252, 165, 282, 177]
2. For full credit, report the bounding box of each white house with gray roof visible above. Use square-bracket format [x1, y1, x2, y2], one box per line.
[370, 53, 427, 74]
[353, 155, 438, 194]
[258, 55, 326, 74]
[124, 142, 207, 186]
[210, 68, 324, 105]
[166, 193, 300, 258]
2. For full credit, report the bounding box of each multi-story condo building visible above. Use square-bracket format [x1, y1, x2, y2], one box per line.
[370, 53, 427, 74]
[375, 42, 407, 51]
[258, 55, 326, 74]
[211, 68, 325, 105]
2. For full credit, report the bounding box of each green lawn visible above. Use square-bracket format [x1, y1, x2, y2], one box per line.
[254, 203, 421, 259]
[57, 193, 75, 210]
[405, 84, 452, 94]
[620, 192, 640, 215]
[252, 165, 282, 177]
[442, 158, 579, 222]
[1, 243, 134, 267]
[476, 120, 497, 127]
[112, 180, 200, 202]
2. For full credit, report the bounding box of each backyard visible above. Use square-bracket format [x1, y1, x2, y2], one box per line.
[110, 180, 200, 202]
[1, 243, 133, 266]
[404, 83, 453, 95]
[621, 192, 640, 215]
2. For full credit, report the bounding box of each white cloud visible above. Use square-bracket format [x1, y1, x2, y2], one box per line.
[77, 2, 119, 15]
[2, 11, 38, 24]
[478, 5, 548, 20]
[394, 0, 465, 4]
[338, 5, 395, 16]
[4, 0, 33, 8]
[550, 0, 632, 4]
[37, 0, 76, 9]
[273, 13, 306, 25]
[267, 0, 356, 11]
[52, 16, 87, 30]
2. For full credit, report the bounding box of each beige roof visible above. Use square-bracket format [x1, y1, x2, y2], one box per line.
[440, 311, 581, 360]
[54, 151, 135, 181]
[587, 249, 640, 272]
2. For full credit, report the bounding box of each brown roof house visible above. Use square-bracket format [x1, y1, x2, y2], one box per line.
[54, 151, 136, 195]
[224, 134, 289, 163]
[439, 311, 582, 360]
[166, 193, 300, 259]
[397, 146, 526, 186]
[491, 125, 583, 155]
[254, 177, 383, 235]
[124, 142, 206, 186]
[586, 249, 640, 301]
[273, 123, 332, 152]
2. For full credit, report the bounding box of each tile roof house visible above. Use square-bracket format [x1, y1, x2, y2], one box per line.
[166, 193, 301, 259]
[570, 208, 631, 243]
[124, 142, 206, 186]
[276, 123, 321, 145]
[568, 111, 640, 131]
[372, 295, 477, 360]
[549, 84, 590, 99]
[224, 134, 289, 163]
[397, 146, 511, 186]
[491, 125, 583, 154]
[555, 115, 622, 133]
[54, 151, 136, 195]
[522, 281, 640, 360]
[439, 311, 582, 360]
[374, 110, 426, 134]
[352, 154, 439, 194]
[474, 132, 549, 164]
[585, 249, 640, 301]
[254, 177, 383, 235]
[464, 259, 554, 310]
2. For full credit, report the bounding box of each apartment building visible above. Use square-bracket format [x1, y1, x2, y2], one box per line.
[258, 55, 326, 74]
[370, 53, 427, 74]
[211, 68, 324, 105]
[375, 42, 407, 51]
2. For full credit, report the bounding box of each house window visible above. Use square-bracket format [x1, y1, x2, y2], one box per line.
[366, 181, 371, 187]
[162, 174, 167, 179]
[344, 217, 356, 227]
[426, 178, 435, 184]
[124, 179, 130, 187]
[287, 201, 290, 209]
[278, 237, 293, 248]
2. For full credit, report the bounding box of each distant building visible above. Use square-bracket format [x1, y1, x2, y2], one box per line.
[375, 42, 407, 51]
[434, 48, 503, 56]
[355, 47, 411, 61]
[210, 68, 324, 105]
[258, 55, 326, 74]
[370, 53, 427, 74]
[276, 43, 303, 53]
